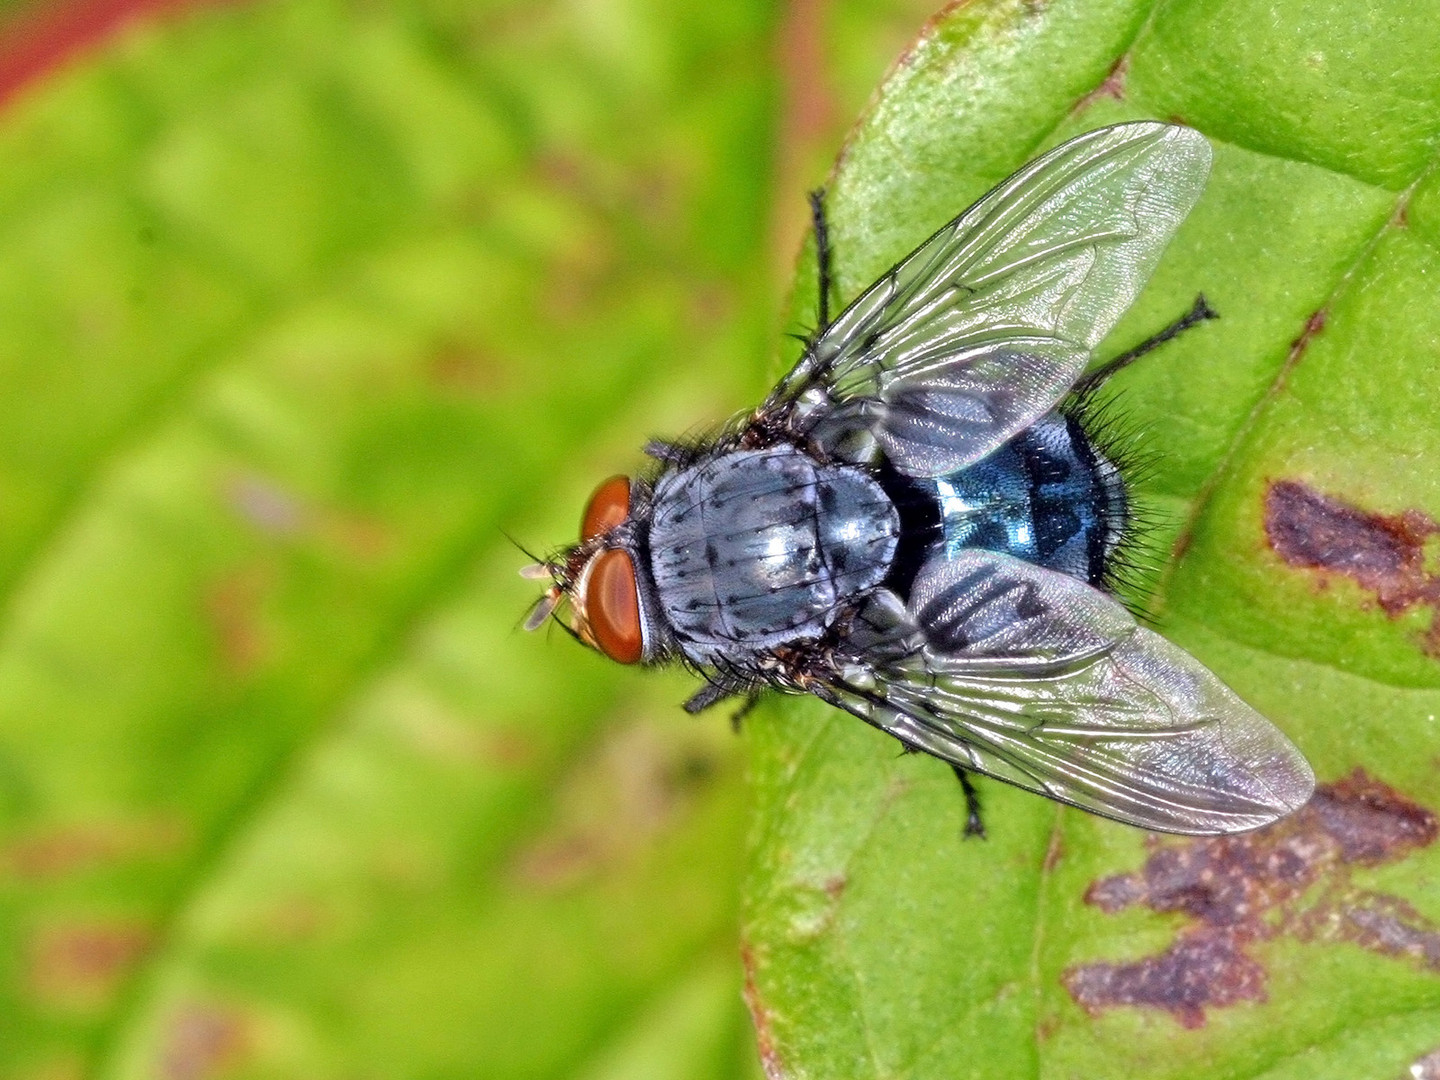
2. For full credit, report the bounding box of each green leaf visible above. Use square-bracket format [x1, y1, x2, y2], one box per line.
[745, 1, 1440, 1078]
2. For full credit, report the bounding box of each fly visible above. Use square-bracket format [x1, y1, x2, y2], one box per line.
[522, 122, 1315, 837]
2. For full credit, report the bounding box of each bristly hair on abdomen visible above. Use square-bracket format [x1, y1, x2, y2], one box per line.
[1062, 387, 1170, 621]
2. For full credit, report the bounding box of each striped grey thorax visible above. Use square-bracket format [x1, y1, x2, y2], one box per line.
[646, 446, 900, 667]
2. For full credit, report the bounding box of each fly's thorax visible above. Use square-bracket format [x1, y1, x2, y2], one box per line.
[645, 445, 900, 668]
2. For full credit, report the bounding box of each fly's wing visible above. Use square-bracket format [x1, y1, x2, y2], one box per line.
[824, 551, 1314, 834]
[774, 123, 1210, 478]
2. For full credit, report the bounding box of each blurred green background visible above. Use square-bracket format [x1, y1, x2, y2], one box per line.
[6, 0, 1440, 1077]
[0, 0, 938, 1076]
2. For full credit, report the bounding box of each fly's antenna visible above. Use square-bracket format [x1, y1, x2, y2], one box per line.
[502, 528, 549, 566]
[516, 527, 565, 635]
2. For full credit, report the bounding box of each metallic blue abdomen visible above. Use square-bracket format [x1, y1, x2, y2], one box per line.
[886, 413, 1126, 590]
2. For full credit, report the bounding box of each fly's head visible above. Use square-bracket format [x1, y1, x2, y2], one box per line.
[521, 474, 661, 665]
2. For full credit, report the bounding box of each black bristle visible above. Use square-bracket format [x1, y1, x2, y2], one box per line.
[1060, 388, 1171, 618]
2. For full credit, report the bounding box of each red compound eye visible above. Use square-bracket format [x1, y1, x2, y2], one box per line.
[580, 475, 631, 540]
[583, 549, 642, 664]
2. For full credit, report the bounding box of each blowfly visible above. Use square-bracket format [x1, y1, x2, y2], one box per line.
[523, 122, 1314, 836]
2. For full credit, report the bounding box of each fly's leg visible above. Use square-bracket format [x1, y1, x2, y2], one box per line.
[808, 188, 833, 332]
[1071, 293, 1218, 398]
[952, 766, 987, 840]
[729, 691, 762, 732]
[683, 683, 734, 714]
[683, 682, 762, 733]
[746, 190, 836, 431]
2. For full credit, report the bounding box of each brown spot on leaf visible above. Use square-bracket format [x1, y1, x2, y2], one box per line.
[1408, 1045, 1440, 1080]
[886, 0, 963, 77]
[1065, 769, 1438, 1027]
[1252, 307, 1328, 397]
[1043, 827, 1065, 874]
[1310, 768, 1438, 861]
[742, 940, 784, 1080]
[1169, 527, 1194, 563]
[29, 919, 151, 1008]
[160, 1003, 250, 1080]
[0, 817, 184, 881]
[1291, 307, 1328, 352]
[1071, 55, 1129, 115]
[1264, 480, 1440, 655]
[1067, 934, 1266, 1029]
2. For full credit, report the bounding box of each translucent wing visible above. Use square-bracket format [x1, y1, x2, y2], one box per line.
[823, 551, 1314, 834]
[775, 122, 1210, 478]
